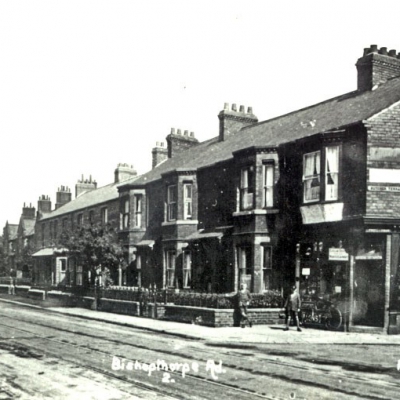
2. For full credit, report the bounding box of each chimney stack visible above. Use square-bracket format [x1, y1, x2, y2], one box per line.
[114, 163, 137, 183]
[55, 186, 72, 209]
[22, 203, 36, 219]
[75, 175, 98, 198]
[356, 44, 400, 91]
[152, 141, 168, 169]
[166, 127, 199, 158]
[37, 195, 52, 214]
[218, 103, 258, 141]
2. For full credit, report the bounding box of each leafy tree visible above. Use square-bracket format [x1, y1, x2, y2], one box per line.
[15, 239, 36, 278]
[59, 223, 125, 287]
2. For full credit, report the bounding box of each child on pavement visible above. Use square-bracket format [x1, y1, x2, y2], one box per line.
[238, 283, 253, 328]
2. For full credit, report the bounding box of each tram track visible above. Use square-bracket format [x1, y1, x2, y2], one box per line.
[0, 307, 397, 400]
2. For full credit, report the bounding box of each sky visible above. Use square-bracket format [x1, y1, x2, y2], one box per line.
[1, 0, 400, 228]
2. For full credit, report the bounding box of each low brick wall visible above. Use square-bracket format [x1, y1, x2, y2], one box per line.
[27, 289, 46, 301]
[74, 296, 96, 309]
[162, 306, 282, 327]
[98, 298, 166, 319]
[46, 291, 74, 307]
[15, 285, 31, 296]
[0, 284, 13, 294]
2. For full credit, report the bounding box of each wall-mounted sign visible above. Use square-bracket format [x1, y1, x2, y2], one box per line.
[366, 229, 391, 233]
[355, 252, 382, 260]
[329, 248, 349, 261]
[302, 268, 310, 276]
[368, 185, 400, 192]
[300, 203, 344, 224]
[335, 286, 342, 293]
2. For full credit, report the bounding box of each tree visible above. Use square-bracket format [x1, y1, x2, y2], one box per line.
[15, 239, 36, 279]
[59, 223, 125, 287]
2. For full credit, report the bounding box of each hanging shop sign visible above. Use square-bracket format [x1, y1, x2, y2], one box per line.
[302, 268, 310, 276]
[328, 248, 349, 261]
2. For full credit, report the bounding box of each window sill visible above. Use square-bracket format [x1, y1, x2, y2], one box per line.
[233, 209, 279, 217]
[162, 220, 199, 226]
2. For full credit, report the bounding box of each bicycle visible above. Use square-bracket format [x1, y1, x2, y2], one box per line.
[301, 295, 342, 330]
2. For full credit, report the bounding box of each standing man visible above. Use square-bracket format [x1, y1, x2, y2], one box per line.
[284, 285, 302, 332]
[238, 283, 253, 328]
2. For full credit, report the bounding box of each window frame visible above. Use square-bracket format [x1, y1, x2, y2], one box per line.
[183, 183, 193, 220]
[325, 145, 340, 201]
[261, 246, 273, 291]
[183, 250, 192, 289]
[303, 150, 321, 203]
[166, 250, 176, 287]
[134, 195, 142, 228]
[240, 166, 255, 211]
[262, 162, 274, 208]
[101, 207, 108, 225]
[167, 185, 177, 221]
[122, 199, 129, 229]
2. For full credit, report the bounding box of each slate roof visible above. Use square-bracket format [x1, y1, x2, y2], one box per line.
[41, 176, 140, 221]
[128, 76, 400, 187]
[22, 219, 35, 236]
[6, 224, 18, 240]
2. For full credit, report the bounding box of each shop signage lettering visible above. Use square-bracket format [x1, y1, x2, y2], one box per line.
[300, 203, 344, 224]
[329, 248, 349, 261]
[368, 185, 400, 192]
[366, 229, 391, 233]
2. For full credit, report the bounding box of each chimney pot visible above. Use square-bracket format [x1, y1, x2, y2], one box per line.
[171, 128, 175, 134]
[363, 47, 370, 56]
[370, 44, 378, 53]
[379, 47, 388, 55]
[232, 103, 237, 112]
[239, 105, 245, 112]
[184, 130, 188, 136]
[224, 102, 229, 111]
[177, 129, 182, 135]
[247, 106, 253, 114]
[389, 49, 397, 57]
[190, 132, 194, 137]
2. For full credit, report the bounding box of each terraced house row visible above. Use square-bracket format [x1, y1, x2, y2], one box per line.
[4, 45, 400, 333]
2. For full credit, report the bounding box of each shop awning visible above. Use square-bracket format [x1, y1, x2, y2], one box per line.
[186, 230, 223, 241]
[32, 248, 68, 257]
[135, 240, 155, 248]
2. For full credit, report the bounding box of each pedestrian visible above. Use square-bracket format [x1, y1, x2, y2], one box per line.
[237, 283, 253, 328]
[284, 285, 302, 332]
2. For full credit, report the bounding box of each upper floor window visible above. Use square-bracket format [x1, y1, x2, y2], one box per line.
[135, 195, 142, 228]
[240, 166, 254, 210]
[262, 163, 274, 208]
[303, 151, 321, 203]
[101, 207, 108, 225]
[77, 213, 83, 227]
[183, 184, 192, 220]
[325, 146, 339, 201]
[89, 210, 94, 224]
[54, 220, 58, 239]
[62, 218, 67, 230]
[122, 199, 129, 229]
[167, 185, 177, 221]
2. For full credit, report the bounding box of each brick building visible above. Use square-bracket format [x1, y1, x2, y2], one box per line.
[32, 165, 138, 286]
[117, 45, 400, 333]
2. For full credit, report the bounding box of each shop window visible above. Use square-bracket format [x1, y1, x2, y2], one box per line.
[262, 163, 274, 208]
[303, 151, 321, 202]
[183, 251, 192, 288]
[166, 250, 176, 287]
[135, 195, 142, 228]
[240, 166, 254, 210]
[101, 207, 108, 225]
[183, 184, 192, 220]
[167, 185, 177, 221]
[262, 246, 272, 291]
[325, 146, 339, 201]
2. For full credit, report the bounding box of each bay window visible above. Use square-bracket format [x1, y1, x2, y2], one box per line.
[262, 246, 272, 291]
[122, 199, 129, 229]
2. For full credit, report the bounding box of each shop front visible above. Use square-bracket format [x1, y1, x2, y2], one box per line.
[296, 225, 391, 332]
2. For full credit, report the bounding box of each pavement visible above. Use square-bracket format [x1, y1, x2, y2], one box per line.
[2, 296, 400, 345]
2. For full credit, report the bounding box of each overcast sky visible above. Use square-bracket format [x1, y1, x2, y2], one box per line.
[1, 0, 400, 228]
